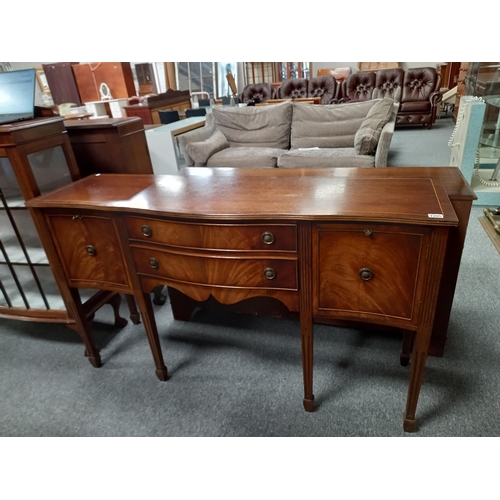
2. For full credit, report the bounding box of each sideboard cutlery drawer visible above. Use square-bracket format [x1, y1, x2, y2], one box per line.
[125, 217, 297, 252]
[131, 247, 298, 290]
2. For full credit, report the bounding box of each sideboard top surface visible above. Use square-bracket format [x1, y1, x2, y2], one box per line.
[26, 168, 458, 226]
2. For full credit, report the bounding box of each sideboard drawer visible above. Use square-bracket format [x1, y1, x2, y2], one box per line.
[125, 217, 297, 252]
[131, 247, 298, 290]
[314, 224, 429, 323]
[46, 213, 130, 289]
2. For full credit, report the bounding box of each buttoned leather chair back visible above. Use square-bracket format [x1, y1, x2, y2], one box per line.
[373, 68, 404, 102]
[240, 83, 274, 103]
[308, 76, 338, 104]
[277, 78, 309, 99]
[341, 72, 376, 103]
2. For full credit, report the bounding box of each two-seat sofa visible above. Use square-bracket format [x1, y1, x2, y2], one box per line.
[178, 99, 398, 169]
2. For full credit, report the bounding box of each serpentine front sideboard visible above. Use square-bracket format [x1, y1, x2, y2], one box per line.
[26, 167, 465, 432]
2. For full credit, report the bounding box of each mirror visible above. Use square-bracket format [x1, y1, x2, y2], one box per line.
[100, 82, 112, 100]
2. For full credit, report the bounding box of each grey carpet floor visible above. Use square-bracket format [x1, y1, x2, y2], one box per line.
[1, 115, 498, 438]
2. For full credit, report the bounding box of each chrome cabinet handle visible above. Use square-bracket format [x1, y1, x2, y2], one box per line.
[358, 267, 373, 281]
[263, 267, 276, 280]
[261, 232, 275, 245]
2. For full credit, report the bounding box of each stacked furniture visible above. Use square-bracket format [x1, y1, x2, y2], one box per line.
[178, 99, 398, 169]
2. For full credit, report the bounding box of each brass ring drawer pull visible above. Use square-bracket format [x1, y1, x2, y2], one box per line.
[149, 258, 159, 269]
[263, 267, 276, 280]
[364, 228, 373, 236]
[142, 225, 152, 237]
[72, 215, 82, 220]
[359, 267, 373, 281]
[86, 245, 96, 256]
[261, 232, 275, 245]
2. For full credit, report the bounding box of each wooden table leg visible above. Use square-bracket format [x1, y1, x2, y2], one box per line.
[299, 222, 314, 412]
[68, 288, 101, 368]
[301, 313, 315, 412]
[135, 291, 168, 381]
[403, 328, 431, 432]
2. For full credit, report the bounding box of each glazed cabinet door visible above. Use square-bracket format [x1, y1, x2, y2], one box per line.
[313, 223, 431, 327]
[45, 212, 131, 291]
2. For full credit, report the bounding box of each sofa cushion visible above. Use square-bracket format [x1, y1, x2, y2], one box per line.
[207, 147, 284, 168]
[183, 129, 229, 166]
[211, 102, 292, 149]
[400, 101, 432, 113]
[277, 148, 375, 168]
[354, 98, 395, 155]
[290, 100, 377, 149]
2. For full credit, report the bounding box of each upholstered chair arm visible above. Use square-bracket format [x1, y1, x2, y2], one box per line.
[374, 120, 395, 167]
[374, 102, 399, 168]
[429, 90, 443, 107]
[177, 114, 216, 166]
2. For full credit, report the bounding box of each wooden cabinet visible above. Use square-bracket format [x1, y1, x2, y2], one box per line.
[438, 62, 461, 91]
[72, 62, 136, 103]
[0, 117, 138, 372]
[42, 62, 82, 106]
[64, 117, 153, 176]
[0, 117, 81, 321]
[135, 63, 157, 96]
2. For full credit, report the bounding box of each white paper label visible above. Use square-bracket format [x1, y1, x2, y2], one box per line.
[428, 214, 444, 218]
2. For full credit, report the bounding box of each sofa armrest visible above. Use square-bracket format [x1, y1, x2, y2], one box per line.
[374, 103, 398, 168]
[177, 114, 216, 166]
[429, 90, 443, 107]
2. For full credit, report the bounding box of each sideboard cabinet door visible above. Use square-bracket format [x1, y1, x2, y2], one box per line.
[46, 213, 130, 290]
[314, 223, 431, 326]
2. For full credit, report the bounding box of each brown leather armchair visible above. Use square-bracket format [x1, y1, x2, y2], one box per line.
[397, 67, 442, 129]
[307, 76, 339, 104]
[276, 78, 309, 99]
[340, 72, 376, 103]
[240, 83, 274, 103]
[372, 68, 404, 101]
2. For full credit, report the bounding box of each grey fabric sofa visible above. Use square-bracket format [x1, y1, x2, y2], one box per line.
[178, 99, 398, 169]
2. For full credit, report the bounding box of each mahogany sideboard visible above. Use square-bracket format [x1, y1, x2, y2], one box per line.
[26, 167, 469, 432]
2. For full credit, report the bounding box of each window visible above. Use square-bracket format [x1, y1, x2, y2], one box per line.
[176, 62, 216, 98]
[244, 62, 310, 85]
